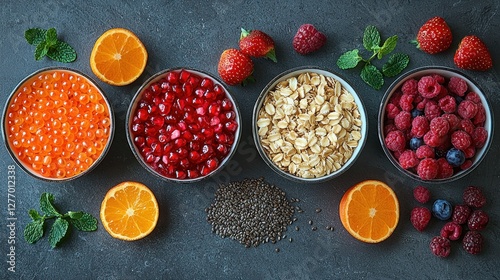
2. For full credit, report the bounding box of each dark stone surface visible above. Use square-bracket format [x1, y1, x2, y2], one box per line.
[1, 0, 499, 279]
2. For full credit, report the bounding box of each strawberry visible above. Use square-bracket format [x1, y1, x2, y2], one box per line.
[217, 49, 254, 86]
[292, 24, 326, 55]
[414, 16, 452, 54]
[239, 28, 277, 62]
[454, 35, 493, 71]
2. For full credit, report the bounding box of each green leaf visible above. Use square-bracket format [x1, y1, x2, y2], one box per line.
[49, 218, 69, 248]
[45, 27, 58, 47]
[69, 212, 98, 232]
[25, 28, 46, 45]
[40, 193, 61, 217]
[378, 35, 398, 59]
[34, 41, 49, 60]
[361, 64, 384, 90]
[29, 209, 43, 221]
[383, 53, 410, 77]
[337, 49, 363, 69]
[46, 40, 77, 63]
[24, 220, 44, 244]
[67, 211, 83, 219]
[363, 25, 381, 51]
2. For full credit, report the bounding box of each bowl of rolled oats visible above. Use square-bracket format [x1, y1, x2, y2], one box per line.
[253, 66, 368, 183]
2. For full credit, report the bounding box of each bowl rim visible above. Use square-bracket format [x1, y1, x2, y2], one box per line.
[252, 65, 368, 183]
[1, 66, 115, 182]
[378, 65, 494, 183]
[126, 67, 242, 183]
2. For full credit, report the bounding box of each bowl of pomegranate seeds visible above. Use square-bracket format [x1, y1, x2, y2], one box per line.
[127, 68, 241, 182]
[2, 67, 115, 181]
[378, 66, 493, 182]
[253, 66, 368, 183]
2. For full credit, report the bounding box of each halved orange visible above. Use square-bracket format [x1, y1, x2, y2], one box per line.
[339, 180, 399, 243]
[90, 28, 148, 86]
[100, 181, 159, 241]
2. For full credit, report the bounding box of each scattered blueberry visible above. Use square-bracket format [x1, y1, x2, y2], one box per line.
[411, 108, 424, 118]
[409, 137, 424, 150]
[446, 148, 465, 167]
[432, 199, 453, 220]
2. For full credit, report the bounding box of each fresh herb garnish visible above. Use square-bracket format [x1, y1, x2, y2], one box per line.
[24, 193, 97, 248]
[25, 27, 77, 63]
[337, 25, 409, 90]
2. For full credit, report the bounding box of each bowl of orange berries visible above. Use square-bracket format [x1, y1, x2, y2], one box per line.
[2, 67, 114, 181]
[378, 66, 493, 182]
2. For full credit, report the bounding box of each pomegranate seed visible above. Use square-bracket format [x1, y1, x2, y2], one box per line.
[179, 158, 190, 169]
[175, 170, 187, 179]
[204, 91, 216, 100]
[216, 133, 227, 143]
[171, 129, 181, 140]
[165, 91, 175, 103]
[179, 70, 191, 83]
[213, 84, 225, 98]
[151, 116, 164, 127]
[181, 130, 193, 141]
[176, 99, 186, 110]
[160, 81, 170, 92]
[132, 123, 144, 133]
[137, 108, 148, 121]
[187, 170, 199, 179]
[206, 158, 219, 170]
[144, 126, 157, 137]
[195, 88, 205, 98]
[177, 147, 188, 158]
[200, 165, 211, 176]
[166, 72, 178, 84]
[158, 134, 168, 143]
[210, 116, 221, 126]
[174, 138, 187, 148]
[213, 123, 223, 133]
[178, 121, 187, 131]
[209, 103, 221, 116]
[222, 98, 233, 110]
[151, 83, 161, 94]
[158, 103, 171, 115]
[183, 83, 193, 96]
[225, 120, 238, 132]
[189, 141, 200, 151]
[216, 144, 229, 156]
[172, 84, 183, 97]
[134, 136, 145, 147]
[196, 107, 206, 115]
[163, 142, 174, 153]
[189, 151, 201, 162]
[201, 77, 213, 89]
[187, 75, 201, 87]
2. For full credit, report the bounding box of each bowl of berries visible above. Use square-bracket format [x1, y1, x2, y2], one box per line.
[378, 66, 493, 182]
[127, 68, 241, 182]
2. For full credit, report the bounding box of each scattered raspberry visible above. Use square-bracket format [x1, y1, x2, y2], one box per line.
[462, 231, 483, 255]
[429, 116, 450, 137]
[447, 76, 468, 96]
[385, 130, 406, 152]
[385, 103, 400, 119]
[424, 100, 441, 120]
[438, 95, 456, 113]
[413, 185, 431, 203]
[472, 104, 486, 126]
[436, 157, 454, 179]
[471, 127, 487, 148]
[394, 111, 412, 131]
[459, 119, 475, 135]
[442, 113, 461, 131]
[460, 159, 473, 170]
[468, 210, 489, 231]
[416, 145, 435, 159]
[410, 207, 432, 231]
[451, 130, 472, 150]
[423, 131, 444, 148]
[465, 91, 481, 104]
[411, 116, 429, 138]
[399, 150, 419, 169]
[457, 100, 478, 119]
[463, 186, 486, 209]
[399, 94, 414, 112]
[432, 74, 445, 84]
[418, 76, 441, 98]
[292, 24, 326, 55]
[452, 204, 471, 225]
[417, 158, 439, 180]
[430, 236, 451, 258]
[401, 78, 418, 95]
[440, 222, 462, 241]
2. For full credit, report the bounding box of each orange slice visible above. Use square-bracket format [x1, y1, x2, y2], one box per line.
[100, 181, 159, 241]
[90, 28, 148, 86]
[339, 180, 399, 243]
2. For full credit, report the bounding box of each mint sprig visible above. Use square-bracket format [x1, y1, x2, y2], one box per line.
[24, 27, 77, 63]
[24, 193, 97, 248]
[337, 25, 409, 90]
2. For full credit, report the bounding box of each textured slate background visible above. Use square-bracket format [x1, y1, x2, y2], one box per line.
[1, 0, 499, 279]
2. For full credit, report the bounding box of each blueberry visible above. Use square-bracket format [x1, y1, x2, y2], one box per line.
[409, 137, 423, 150]
[411, 108, 424, 118]
[454, 95, 464, 105]
[432, 199, 453, 220]
[446, 148, 465, 167]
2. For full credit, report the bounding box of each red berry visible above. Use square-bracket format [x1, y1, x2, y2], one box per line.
[429, 116, 450, 137]
[430, 236, 451, 258]
[411, 116, 429, 138]
[217, 49, 254, 86]
[451, 130, 472, 150]
[423, 131, 444, 148]
[399, 94, 414, 112]
[447, 76, 468, 96]
[440, 222, 462, 241]
[457, 100, 478, 119]
[413, 185, 431, 203]
[394, 111, 412, 131]
[463, 186, 486, 208]
[239, 28, 277, 62]
[471, 127, 488, 148]
[401, 78, 418, 95]
[424, 100, 441, 121]
[292, 24, 327, 55]
[436, 157, 454, 179]
[468, 210, 489, 231]
[416, 145, 435, 159]
[462, 231, 483, 255]
[399, 150, 419, 169]
[385, 103, 400, 119]
[414, 17, 453, 54]
[410, 207, 432, 231]
[418, 76, 441, 99]
[454, 35, 493, 71]
[438, 95, 456, 114]
[452, 204, 472, 225]
[417, 158, 439, 180]
[385, 130, 406, 152]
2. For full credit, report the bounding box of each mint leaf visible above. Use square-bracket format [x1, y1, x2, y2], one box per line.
[67, 211, 83, 220]
[48, 218, 69, 248]
[337, 49, 363, 69]
[378, 35, 398, 59]
[40, 193, 61, 217]
[24, 220, 44, 244]
[29, 209, 43, 221]
[25, 28, 46, 45]
[46, 40, 77, 63]
[70, 212, 98, 232]
[363, 25, 381, 52]
[45, 28, 58, 47]
[383, 53, 410, 77]
[34, 41, 49, 60]
[361, 64, 384, 90]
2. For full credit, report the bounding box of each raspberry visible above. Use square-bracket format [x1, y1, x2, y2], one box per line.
[410, 207, 431, 231]
[465, 91, 481, 104]
[398, 94, 414, 112]
[416, 145, 435, 159]
[399, 150, 419, 169]
[436, 157, 454, 179]
[451, 130, 472, 150]
[435, 85, 449, 100]
[468, 210, 489, 230]
[447, 76, 468, 96]
[384, 123, 397, 135]
[463, 146, 476, 158]
[401, 78, 418, 95]
[429, 116, 450, 137]
[424, 100, 441, 121]
[460, 159, 473, 170]
[418, 76, 441, 98]
[432, 74, 445, 84]
[430, 236, 451, 258]
[413, 185, 431, 203]
[388, 90, 402, 106]
[457, 100, 478, 119]
[423, 131, 444, 148]
[394, 111, 412, 131]
[411, 116, 429, 138]
[417, 158, 439, 180]
[463, 186, 486, 208]
[472, 104, 486, 126]
[452, 204, 472, 225]
[471, 127, 488, 148]
[438, 95, 456, 113]
[416, 98, 429, 111]
[432, 199, 453, 220]
[440, 222, 462, 240]
[385, 130, 406, 152]
[462, 231, 483, 255]
[459, 119, 475, 135]
[292, 24, 326, 55]
[442, 113, 461, 131]
[385, 103, 400, 119]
